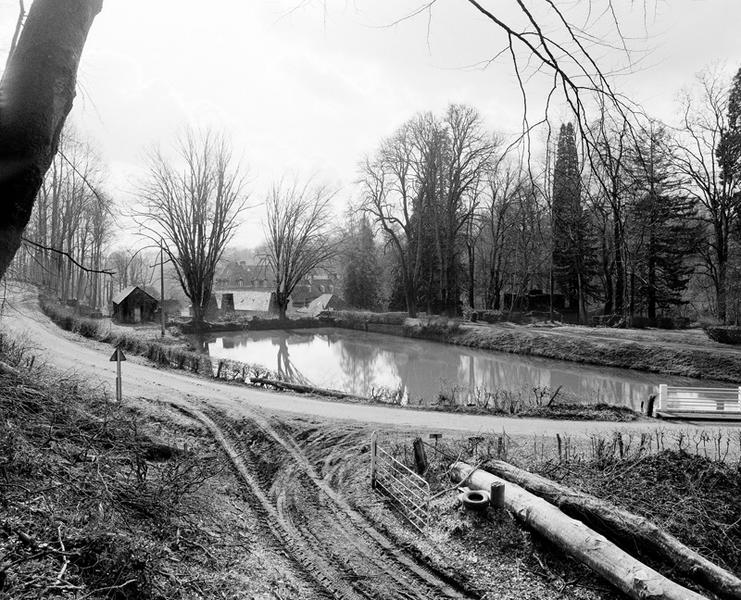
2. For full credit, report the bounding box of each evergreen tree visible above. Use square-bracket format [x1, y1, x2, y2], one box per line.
[552, 122, 593, 322]
[717, 66, 741, 192]
[342, 215, 381, 309]
[628, 124, 699, 322]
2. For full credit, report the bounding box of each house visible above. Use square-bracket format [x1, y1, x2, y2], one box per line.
[219, 291, 280, 316]
[214, 261, 273, 290]
[290, 273, 341, 308]
[213, 259, 341, 310]
[112, 286, 159, 323]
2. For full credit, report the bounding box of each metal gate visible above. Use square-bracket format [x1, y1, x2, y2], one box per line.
[370, 431, 430, 532]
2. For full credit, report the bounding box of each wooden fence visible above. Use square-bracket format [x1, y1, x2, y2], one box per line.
[370, 431, 430, 532]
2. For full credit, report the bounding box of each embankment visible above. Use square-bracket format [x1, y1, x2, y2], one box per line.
[324, 311, 741, 383]
[178, 308, 741, 382]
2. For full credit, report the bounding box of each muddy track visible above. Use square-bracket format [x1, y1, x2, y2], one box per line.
[173, 402, 475, 600]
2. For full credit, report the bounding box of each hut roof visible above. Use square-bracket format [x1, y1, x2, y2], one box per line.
[306, 293, 346, 316]
[112, 285, 157, 306]
[231, 291, 275, 312]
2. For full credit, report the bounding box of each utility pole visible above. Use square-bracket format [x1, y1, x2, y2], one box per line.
[549, 263, 554, 322]
[160, 240, 165, 338]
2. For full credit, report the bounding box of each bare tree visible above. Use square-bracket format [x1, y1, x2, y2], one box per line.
[674, 69, 740, 323]
[362, 105, 495, 316]
[17, 128, 113, 307]
[476, 165, 522, 310]
[0, 1, 655, 283]
[361, 120, 423, 316]
[135, 129, 248, 327]
[263, 180, 337, 320]
[0, 0, 102, 280]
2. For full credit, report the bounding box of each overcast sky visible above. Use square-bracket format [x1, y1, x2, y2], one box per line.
[2, 0, 741, 248]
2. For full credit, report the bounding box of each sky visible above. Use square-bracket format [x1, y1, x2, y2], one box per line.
[2, 0, 741, 248]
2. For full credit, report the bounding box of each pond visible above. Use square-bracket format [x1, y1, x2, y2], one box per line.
[192, 327, 714, 410]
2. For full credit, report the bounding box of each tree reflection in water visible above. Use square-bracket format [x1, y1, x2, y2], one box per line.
[337, 334, 384, 395]
[275, 336, 311, 386]
[193, 328, 711, 411]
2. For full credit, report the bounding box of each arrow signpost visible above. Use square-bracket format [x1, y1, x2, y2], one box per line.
[109, 347, 126, 401]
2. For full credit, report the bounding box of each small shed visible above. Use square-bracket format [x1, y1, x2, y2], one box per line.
[112, 286, 159, 324]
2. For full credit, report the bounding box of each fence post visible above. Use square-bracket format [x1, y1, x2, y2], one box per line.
[370, 431, 377, 489]
[738, 387, 741, 413]
[658, 384, 667, 411]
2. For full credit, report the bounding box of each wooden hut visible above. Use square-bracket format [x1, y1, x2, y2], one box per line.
[111, 286, 159, 323]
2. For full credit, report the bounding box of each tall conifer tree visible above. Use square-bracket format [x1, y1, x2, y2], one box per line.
[552, 122, 591, 322]
[343, 215, 381, 309]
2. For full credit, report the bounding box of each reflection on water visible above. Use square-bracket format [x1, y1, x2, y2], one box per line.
[194, 328, 715, 410]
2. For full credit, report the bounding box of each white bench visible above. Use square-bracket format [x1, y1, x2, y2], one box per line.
[657, 384, 741, 415]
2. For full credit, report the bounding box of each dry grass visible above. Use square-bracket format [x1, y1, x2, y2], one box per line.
[0, 332, 311, 599]
[0, 335, 213, 598]
[316, 426, 622, 600]
[380, 426, 741, 593]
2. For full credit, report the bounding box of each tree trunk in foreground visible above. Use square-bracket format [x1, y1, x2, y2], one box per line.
[0, 0, 103, 280]
[450, 462, 708, 600]
[483, 459, 741, 600]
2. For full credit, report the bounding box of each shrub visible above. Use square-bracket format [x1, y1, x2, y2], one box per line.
[324, 310, 407, 327]
[474, 309, 504, 324]
[630, 315, 652, 329]
[704, 326, 741, 345]
[76, 317, 101, 338]
[403, 316, 460, 339]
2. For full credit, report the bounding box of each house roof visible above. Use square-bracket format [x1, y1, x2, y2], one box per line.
[112, 285, 158, 305]
[228, 291, 275, 312]
[305, 293, 346, 316]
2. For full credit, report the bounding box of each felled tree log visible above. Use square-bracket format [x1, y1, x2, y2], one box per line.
[450, 462, 708, 600]
[249, 376, 359, 400]
[483, 459, 741, 600]
[0, 361, 21, 377]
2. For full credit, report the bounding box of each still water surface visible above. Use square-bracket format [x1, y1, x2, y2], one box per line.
[195, 328, 714, 410]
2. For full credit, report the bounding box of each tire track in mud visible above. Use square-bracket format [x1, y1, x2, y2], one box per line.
[173, 402, 475, 600]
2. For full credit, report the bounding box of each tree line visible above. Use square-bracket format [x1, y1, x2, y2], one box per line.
[12, 66, 741, 329]
[347, 67, 741, 325]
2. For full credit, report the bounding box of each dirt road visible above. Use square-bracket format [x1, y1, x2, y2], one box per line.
[5, 292, 735, 436]
[5, 291, 735, 599]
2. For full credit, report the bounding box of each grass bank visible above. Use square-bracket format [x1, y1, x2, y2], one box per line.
[323, 311, 741, 382]
[450, 323, 741, 382]
[0, 333, 308, 599]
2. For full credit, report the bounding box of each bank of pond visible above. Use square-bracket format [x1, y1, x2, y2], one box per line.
[189, 327, 726, 414]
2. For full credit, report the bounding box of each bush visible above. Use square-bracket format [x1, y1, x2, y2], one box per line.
[76, 317, 102, 338]
[403, 316, 460, 339]
[0, 340, 216, 599]
[656, 316, 691, 330]
[474, 309, 504, 324]
[325, 310, 407, 326]
[630, 315, 652, 329]
[704, 325, 741, 345]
